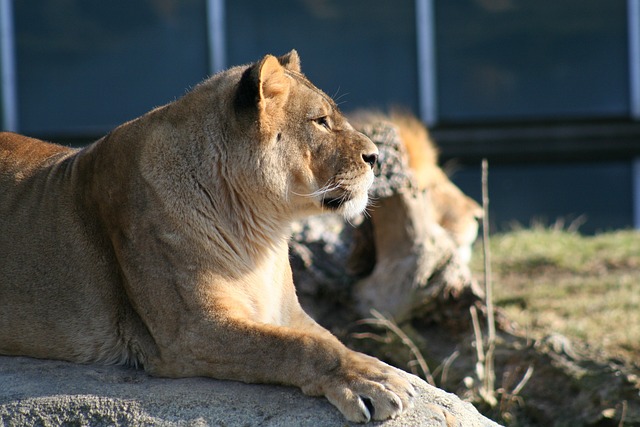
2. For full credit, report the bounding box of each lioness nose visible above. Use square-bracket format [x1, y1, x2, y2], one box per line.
[362, 152, 378, 169]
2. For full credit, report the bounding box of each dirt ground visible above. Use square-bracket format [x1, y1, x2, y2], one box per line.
[343, 229, 640, 426]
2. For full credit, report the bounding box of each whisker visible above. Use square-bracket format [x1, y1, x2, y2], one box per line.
[344, 215, 356, 227]
[330, 86, 350, 107]
[366, 194, 380, 209]
[366, 200, 380, 210]
[290, 181, 340, 198]
[334, 92, 350, 104]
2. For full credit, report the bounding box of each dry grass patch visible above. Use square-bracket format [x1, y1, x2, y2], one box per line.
[471, 228, 640, 366]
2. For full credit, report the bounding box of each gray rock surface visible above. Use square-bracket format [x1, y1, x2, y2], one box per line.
[0, 356, 500, 426]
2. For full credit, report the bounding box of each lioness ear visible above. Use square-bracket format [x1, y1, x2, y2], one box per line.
[259, 55, 290, 103]
[277, 50, 301, 73]
[257, 55, 291, 135]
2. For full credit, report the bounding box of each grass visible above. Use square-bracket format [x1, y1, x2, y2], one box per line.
[470, 227, 640, 366]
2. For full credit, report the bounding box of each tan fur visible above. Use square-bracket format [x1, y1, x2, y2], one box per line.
[350, 110, 482, 263]
[0, 51, 414, 423]
[388, 110, 483, 263]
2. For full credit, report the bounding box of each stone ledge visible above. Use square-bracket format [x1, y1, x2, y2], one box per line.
[0, 356, 500, 426]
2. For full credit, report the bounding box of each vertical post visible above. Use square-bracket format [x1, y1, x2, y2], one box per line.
[206, 0, 226, 75]
[0, 0, 17, 131]
[629, 0, 640, 120]
[415, 0, 437, 126]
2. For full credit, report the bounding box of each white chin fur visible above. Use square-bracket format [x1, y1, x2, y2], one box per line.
[339, 172, 374, 219]
[338, 193, 369, 219]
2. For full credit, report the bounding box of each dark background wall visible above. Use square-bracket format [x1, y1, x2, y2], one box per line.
[3, 0, 639, 233]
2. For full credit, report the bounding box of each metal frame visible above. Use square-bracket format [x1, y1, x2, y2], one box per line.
[628, 0, 640, 227]
[0, 0, 17, 131]
[206, 0, 226, 74]
[415, 0, 437, 126]
[629, 0, 640, 120]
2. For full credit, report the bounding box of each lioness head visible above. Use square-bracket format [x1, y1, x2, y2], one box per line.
[168, 50, 379, 225]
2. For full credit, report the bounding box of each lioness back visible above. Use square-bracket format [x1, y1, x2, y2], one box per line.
[0, 132, 146, 365]
[0, 132, 72, 171]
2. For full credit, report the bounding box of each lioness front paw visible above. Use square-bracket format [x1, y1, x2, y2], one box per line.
[316, 352, 416, 423]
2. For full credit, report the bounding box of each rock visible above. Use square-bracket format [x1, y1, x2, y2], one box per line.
[0, 356, 500, 427]
[352, 189, 479, 323]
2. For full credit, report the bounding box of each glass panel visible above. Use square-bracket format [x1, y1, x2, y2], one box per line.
[452, 161, 633, 233]
[15, 0, 208, 136]
[435, 0, 630, 122]
[227, 0, 418, 113]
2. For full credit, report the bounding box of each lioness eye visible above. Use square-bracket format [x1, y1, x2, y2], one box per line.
[314, 116, 331, 130]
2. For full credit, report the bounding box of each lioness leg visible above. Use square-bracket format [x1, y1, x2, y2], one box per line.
[148, 317, 415, 423]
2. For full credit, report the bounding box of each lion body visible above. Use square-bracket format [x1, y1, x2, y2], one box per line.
[0, 51, 414, 423]
[350, 110, 482, 263]
[388, 111, 482, 262]
[0, 134, 135, 364]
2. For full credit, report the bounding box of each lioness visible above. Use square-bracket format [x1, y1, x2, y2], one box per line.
[0, 51, 415, 423]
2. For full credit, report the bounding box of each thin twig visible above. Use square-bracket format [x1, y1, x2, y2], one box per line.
[440, 350, 460, 386]
[359, 309, 436, 386]
[511, 365, 534, 396]
[619, 400, 628, 427]
[470, 305, 486, 380]
[480, 159, 497, 406]
[481, 159, 496, 345]
[350, 332, 392, 343]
